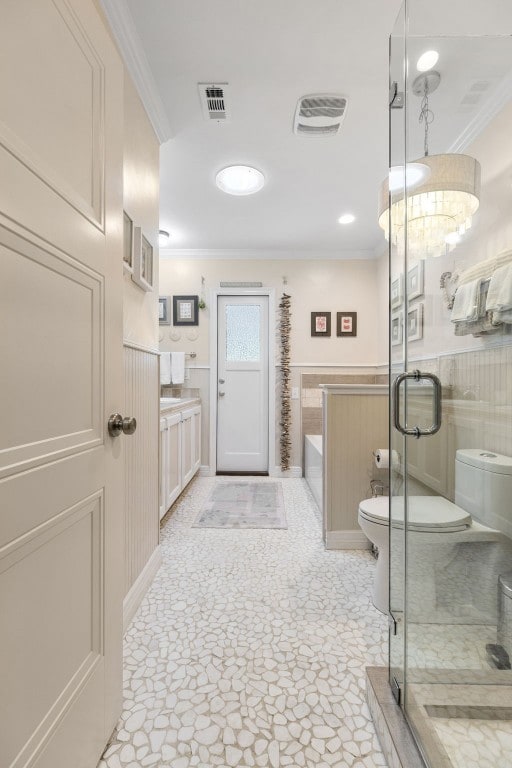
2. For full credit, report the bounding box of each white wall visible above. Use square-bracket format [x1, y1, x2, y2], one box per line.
[123, 74, 160, 348]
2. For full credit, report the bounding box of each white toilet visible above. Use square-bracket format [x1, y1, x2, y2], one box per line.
[358, 449, 512, 615]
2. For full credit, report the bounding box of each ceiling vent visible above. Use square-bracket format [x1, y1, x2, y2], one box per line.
[198, 82, 230, 122]
[293, 94, 348, 137]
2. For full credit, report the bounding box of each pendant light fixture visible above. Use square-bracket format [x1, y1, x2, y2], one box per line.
[378, 70, 481, 259]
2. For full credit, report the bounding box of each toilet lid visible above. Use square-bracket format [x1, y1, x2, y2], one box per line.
[359, 496, 471, 532]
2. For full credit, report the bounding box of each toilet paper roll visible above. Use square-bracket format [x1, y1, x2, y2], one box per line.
[374, 449, 400, 469]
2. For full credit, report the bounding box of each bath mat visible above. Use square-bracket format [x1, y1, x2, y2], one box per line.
[194, 481, 287, 529]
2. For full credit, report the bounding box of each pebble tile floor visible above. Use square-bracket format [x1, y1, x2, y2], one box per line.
[98, 477, 389, 768]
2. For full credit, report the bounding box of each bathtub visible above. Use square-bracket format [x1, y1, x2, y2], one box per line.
[305, 434, 323, 515]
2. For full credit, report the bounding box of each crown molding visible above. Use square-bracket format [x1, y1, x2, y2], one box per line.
[449, 70, 512, 153]
[159, 248, 377, 261]
[99, 0, 172, 144]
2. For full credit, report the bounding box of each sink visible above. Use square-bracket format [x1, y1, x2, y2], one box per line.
[160, 397, 182, 406]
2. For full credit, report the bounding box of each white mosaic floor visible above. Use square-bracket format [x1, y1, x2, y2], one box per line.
[98, 477, 389, 768]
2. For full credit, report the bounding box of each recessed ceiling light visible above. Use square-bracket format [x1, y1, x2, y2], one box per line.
[159, 229, 170, 246]
[388, 163, 431, 192]
[417, 50, 439, 72]
[215, 165, 265, 196]
[338, 213, 356, 224]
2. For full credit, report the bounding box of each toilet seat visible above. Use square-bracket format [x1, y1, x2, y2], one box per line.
[359, 496, 471, 533]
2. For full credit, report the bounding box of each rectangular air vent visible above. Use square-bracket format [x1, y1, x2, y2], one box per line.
[198, 82, 230, 121]
[294, 94, 348, 137]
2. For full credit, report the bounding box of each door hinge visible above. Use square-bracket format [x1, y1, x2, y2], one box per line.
[391, 675, 401, 706]
[390, 81, 404, 109]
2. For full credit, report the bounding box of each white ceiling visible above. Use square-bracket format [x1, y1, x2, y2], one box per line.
[104, 1, 512, 258]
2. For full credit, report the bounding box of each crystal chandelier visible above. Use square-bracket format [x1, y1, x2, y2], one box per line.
[378, 71, 481, 259]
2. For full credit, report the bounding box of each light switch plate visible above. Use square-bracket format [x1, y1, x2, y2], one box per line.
[291, 387, 299, 400]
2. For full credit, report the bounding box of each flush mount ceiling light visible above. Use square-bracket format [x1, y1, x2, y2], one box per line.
[215, 165, 265, 196]
[338, 213, 356, 224]
[417, 50, 439, 72]
[158, 229, 170, 246]
[388, 163, 431, 193]
[378, 71, 480, 259]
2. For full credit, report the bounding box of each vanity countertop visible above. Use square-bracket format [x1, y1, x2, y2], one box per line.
[160, 397, 201, 413]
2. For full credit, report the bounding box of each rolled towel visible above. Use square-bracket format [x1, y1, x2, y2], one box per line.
[486, 263, 512, 311]
[160, 352, 171, 385]
[171, 351, 185, 385]
[450, 279, 480, 323]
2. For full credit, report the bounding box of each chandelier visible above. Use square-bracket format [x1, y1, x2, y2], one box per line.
[378, 71, 481, 259]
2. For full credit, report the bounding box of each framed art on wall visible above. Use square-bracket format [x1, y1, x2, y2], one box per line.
[407, 261, 424, 301]
[407, 303, 423, 341]
[336, 311, 357, 337]
[173, 295, 199, 326]
[391, 311, 403, 346]
[132, 226, 154, 291]
[123, 211, 133, 272]
[391, 274, 403, 310]
[311, 311, 331, 337]
[159, 296, 170, 325]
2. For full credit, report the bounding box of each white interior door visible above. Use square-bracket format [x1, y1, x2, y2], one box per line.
[0, 2, 124, 767]
[217, 295, 269, 473]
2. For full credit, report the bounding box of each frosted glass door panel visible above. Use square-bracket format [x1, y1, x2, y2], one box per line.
[225, 304, 261, 362]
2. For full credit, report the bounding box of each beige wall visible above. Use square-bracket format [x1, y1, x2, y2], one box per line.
[159, 257, 383, 470]
[123, 74, 160, 348]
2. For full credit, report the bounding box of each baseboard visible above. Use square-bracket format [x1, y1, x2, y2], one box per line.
[123, 545, 162, 634]
[198, 465, 215, 477]
[325, 529, 371, 550]
[270, 465, 302, 478]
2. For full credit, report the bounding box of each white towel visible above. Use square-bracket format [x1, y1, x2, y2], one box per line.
[450, 279, 480, 323]
[160, 352, 171, 385]
[486, 264, 512, 311]
[171, 351, 185, 385]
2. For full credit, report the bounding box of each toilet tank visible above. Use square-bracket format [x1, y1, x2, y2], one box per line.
[455, 449, 512, 538]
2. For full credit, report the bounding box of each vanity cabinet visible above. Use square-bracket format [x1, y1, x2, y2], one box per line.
[181, 406, 201, 488]
[160, 402, 201, 520]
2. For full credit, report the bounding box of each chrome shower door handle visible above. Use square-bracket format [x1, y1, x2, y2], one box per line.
[392, 370, 442, 438]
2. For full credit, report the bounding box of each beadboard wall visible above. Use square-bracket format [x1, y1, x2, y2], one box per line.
[123, 343, 160, 627]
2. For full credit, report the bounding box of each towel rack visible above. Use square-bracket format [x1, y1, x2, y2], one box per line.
[458, 248, 512, 285]
[186, 352, 196, 358]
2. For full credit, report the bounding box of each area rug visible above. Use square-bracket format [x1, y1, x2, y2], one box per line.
[194, 481, 287, 529]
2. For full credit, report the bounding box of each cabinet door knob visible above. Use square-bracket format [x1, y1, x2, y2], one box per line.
[219, 378, 225, 384]
[108, 413, 137, 437]
[218, 391, 225, 397]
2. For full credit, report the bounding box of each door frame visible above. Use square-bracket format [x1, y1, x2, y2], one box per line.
[209, 287, 275, 475]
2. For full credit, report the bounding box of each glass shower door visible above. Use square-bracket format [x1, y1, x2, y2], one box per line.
[389, 1, 512, 766]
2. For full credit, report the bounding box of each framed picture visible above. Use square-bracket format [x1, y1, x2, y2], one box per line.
[123, 211, 133, 272]
[391, 311, 403, 346]
[407, 303, 423, 341]
[159, 296, 170, 325]
[337, 311, 357, 337]
[391, 274, 403, 310]
[407, 261, 424, 301]
[132, 226, 154, 291]
[311, 311, 331, 337]
[173, 295, 199, 326]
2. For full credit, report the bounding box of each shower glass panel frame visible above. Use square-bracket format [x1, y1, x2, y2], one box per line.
[389, 2, 512, 766]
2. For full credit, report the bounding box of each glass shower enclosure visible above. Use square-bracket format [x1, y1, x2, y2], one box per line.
[388, 1, 512, 766]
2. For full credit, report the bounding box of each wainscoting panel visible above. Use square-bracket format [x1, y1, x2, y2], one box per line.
[124, 344, 159, 597]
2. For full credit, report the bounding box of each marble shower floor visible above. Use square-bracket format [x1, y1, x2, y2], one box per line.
[98, 477, 388, 768]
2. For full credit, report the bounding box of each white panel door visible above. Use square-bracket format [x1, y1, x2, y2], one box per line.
[0, 2, 124, 767]
[217, 296, 269, 473]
